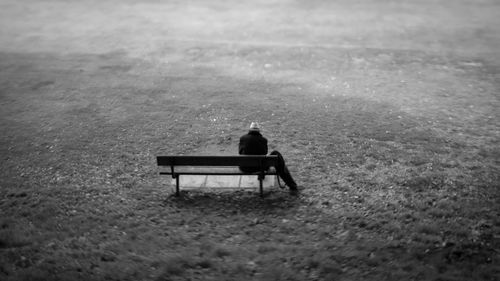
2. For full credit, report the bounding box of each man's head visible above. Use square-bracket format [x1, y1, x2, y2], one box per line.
[249, 122, 260, 132]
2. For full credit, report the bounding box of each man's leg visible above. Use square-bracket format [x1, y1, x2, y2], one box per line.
[270, 150, 297, 190]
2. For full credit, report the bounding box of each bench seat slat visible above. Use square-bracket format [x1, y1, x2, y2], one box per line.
[160, 171, 277, 176]
[157, 155, 278, 167]
[159, 167, 277, 175]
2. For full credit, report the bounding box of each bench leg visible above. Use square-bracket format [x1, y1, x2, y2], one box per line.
[259, 178, 263, 197]
[175, 176, 180, 196]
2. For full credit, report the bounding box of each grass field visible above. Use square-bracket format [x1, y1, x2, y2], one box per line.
[1, 0, 499, 280]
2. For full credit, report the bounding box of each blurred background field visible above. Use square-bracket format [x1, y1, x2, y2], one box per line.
[0, 0, 499, 280]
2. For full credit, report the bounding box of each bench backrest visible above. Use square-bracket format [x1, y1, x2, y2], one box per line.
[157, 155, 279, 167]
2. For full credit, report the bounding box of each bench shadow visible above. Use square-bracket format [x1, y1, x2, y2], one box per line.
[162, 189, 302, 215]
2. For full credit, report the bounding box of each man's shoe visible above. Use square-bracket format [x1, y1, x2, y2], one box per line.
[288, 183, 299, 195]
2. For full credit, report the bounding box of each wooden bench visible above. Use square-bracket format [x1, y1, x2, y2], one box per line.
[156, 155, 279, 197]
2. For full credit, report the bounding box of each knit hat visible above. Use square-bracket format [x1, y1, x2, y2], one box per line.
[249, 122, 260, 132]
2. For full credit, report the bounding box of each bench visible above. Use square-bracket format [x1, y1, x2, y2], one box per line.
[156, 155, 279, 197]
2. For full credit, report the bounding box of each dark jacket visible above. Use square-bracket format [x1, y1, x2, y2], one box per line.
[239, 131, 268, 172]
[239, 131, 268, 155]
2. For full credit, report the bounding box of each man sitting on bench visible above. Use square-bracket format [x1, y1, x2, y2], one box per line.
[239, 122, 299, 194]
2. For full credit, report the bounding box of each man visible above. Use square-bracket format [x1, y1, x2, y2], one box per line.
[239, 122, 298, 193]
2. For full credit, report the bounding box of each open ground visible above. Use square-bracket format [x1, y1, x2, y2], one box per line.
[0, 0, 499, 280]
